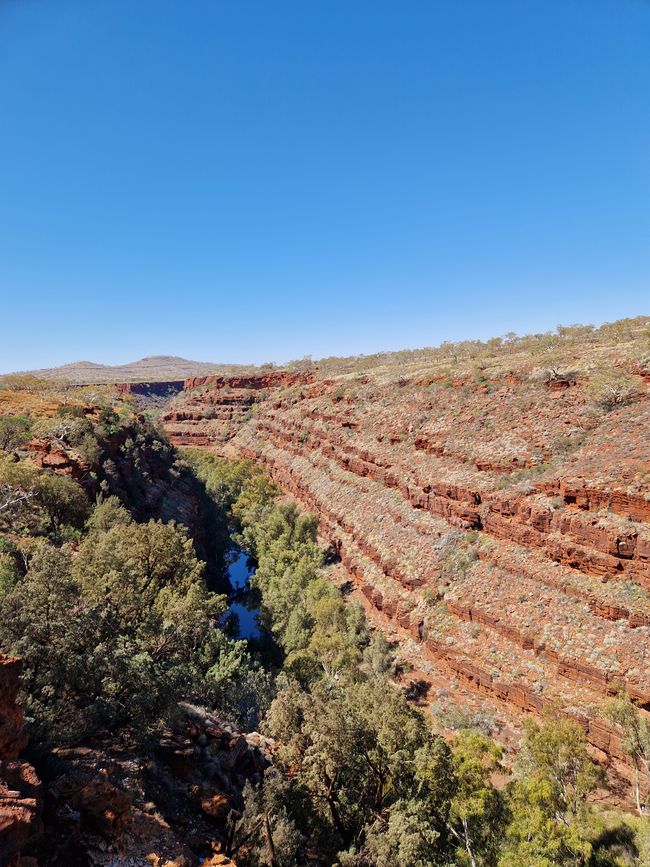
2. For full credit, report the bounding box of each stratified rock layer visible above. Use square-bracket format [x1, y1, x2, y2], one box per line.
[163, 354, 650, 799]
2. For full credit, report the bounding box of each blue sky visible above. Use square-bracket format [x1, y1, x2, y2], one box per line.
[0, 0, 648, 371]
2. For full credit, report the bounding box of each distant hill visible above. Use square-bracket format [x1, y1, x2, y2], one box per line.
[16, 355, 249, 384]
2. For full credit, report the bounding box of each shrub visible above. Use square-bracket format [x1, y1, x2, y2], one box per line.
[0, 416, 33, 451]
[587, 370, 640, 412]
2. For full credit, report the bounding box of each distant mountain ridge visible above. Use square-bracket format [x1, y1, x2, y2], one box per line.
[16, 355, 250, 384]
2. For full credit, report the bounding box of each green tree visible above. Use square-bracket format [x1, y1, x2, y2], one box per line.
[517, 714, 603, 819]
[0, 522, 230, 744]
[73, 519, 213, 627]
[265, 677, 454, 861]
[196, 627, 275, 730]
[33, 471, 90, 541]
[245, 504, 324, 648]
[500, 776, 594, 867]
[0, 455, 90, 540]
[86, 495, 133, 533]
[361, 798, 447, 867]
[446, 730, 508, 867]
[229, 774, 304, 867]
[500, 712, 603, 866]
[605, 693, 650, 816]
[305, 595, 365, 682]
[0, 544, 112, 741]
[0, 416, 33, 451]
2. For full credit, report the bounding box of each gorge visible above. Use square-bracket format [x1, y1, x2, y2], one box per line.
[160, 321, 650, 805]
[2, 317, 650, 866]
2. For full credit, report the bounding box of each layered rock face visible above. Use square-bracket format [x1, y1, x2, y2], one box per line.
[162, 357, 650, 798]
[162, 372, 315, 447]
[0, 655, 42, 867]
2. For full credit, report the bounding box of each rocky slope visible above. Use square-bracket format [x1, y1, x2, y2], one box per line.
[162, 320, 650, 800]
[29, 704, 268, 867]
[0, 684, 267, 866]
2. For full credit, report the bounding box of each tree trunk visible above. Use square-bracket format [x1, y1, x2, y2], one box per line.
[264, 809, 279, 867]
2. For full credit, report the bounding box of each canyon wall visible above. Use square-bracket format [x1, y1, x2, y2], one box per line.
[162, 360, 650, 797]
[115, 380, 185, 397]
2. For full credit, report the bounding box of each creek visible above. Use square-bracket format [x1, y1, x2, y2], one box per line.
[226, 548, 261, 640]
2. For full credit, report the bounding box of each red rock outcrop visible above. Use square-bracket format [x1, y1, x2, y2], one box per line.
[0, 655, 42, 867]
[27, 438, 94, 486]
[0, 657, 27, 762]
[183, 371, 314, 391]
[32, 703, 270, 866]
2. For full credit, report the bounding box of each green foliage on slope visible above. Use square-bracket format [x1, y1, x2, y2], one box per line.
[0, 419, 269, 744]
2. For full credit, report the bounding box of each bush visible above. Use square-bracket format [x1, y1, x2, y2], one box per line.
[33, 472, 91, 540]
[0, 416, 33, 451]
[587, 370, 640, 412]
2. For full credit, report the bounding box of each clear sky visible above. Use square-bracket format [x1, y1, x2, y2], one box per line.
[0, 0, 648, 372]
